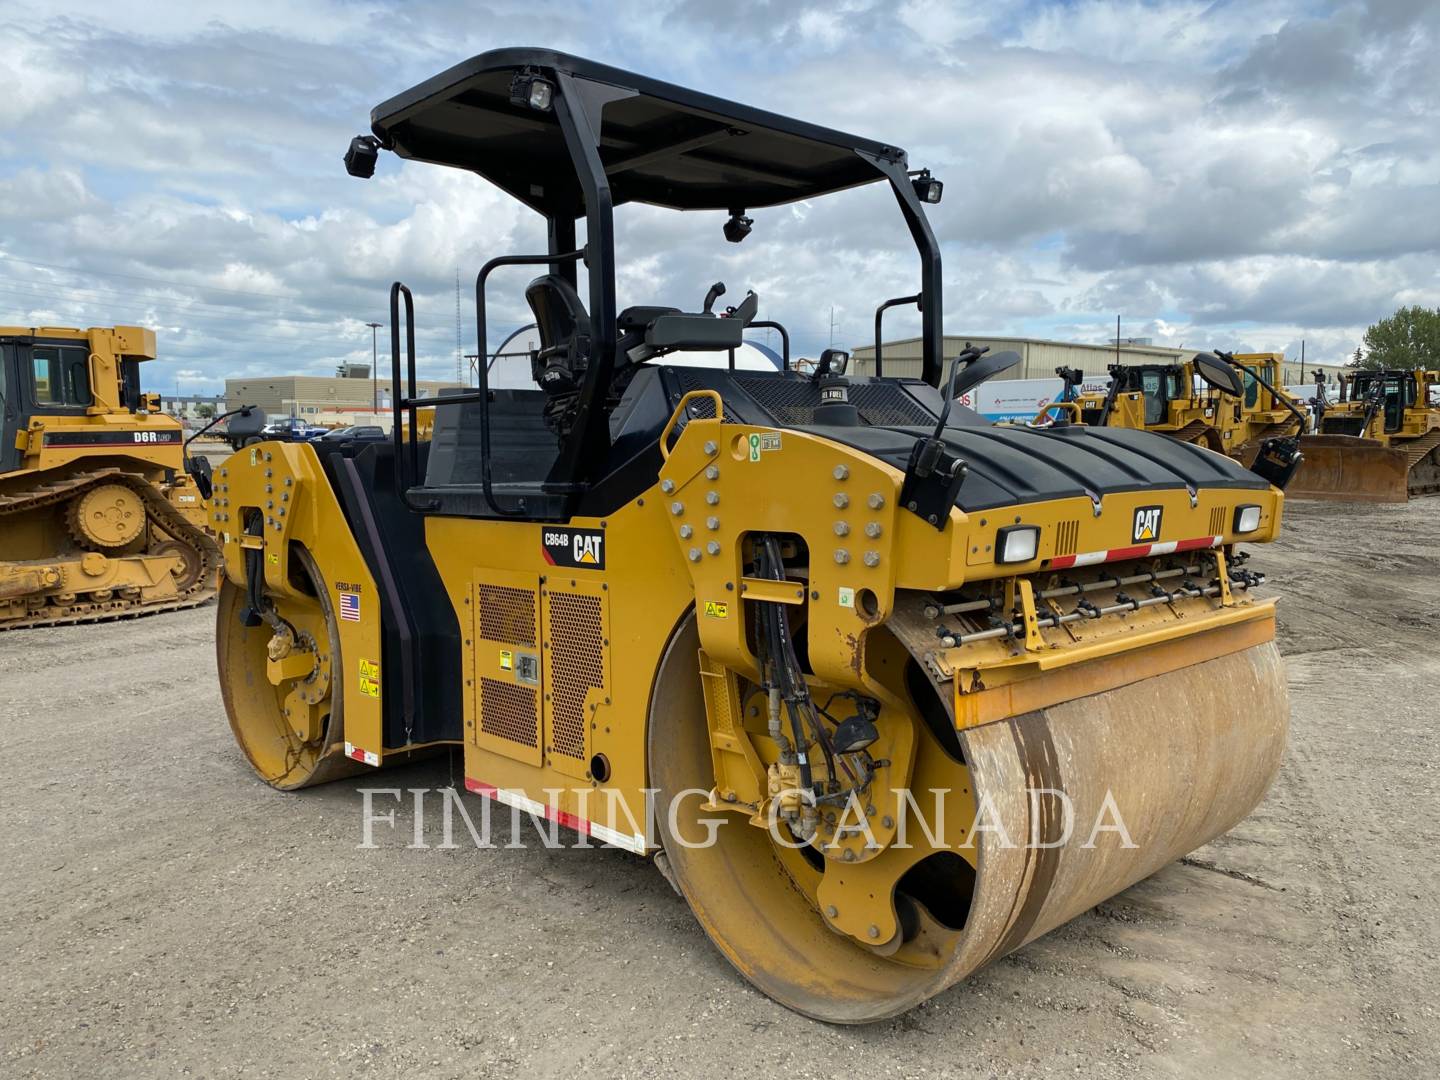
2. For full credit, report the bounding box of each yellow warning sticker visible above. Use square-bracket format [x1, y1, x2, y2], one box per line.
[838, 587, 855, 609]
[703, 600, 729, 619]
[249, 448, 258, 466]
[359, 657, 380, 699]
[266, 551, 279, 566]
[500, 649, 514, 671]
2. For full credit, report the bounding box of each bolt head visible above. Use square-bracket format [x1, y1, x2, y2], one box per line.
[670, 501, 685, 515]
[661, 479, 676, 494]
[863, 551, 880, 567]
[868, 493, 886, 509]
[703, 440, 718, 456]
[706, 516, 720, 530]
[704, 464, 719, 481]
[834, 549, 850, 565]
[679, 524, 693, 539]
[833, 493, 849, 509]
[833, 521, 850, 537]
[865, 521, 882, 538]
[705, 491, 720, 506]
[842, 848, 856, 862]
[825, 905, 839, 918]
[867, 924, 880, 939]
[688, 548, 702, 562]
[706, 541, 721, 556]
[833, 464, 849, 481]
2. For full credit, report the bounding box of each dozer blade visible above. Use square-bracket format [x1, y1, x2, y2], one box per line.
[651, 617, 1287, 1024]
[1287, 435, 1410, 502]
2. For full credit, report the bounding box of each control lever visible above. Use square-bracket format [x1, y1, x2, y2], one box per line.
[703, 282, 726, 314]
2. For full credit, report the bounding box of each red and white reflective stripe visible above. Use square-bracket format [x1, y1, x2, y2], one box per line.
[464, 778, 647, 854]
[1047, 535, 1221, 570]
[343, 741, 380, 767]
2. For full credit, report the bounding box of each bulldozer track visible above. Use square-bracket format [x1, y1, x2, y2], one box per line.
[1403, 430, 1440, 468]
[0, 467, 221, 631]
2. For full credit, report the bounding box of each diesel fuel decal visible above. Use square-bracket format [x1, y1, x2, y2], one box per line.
[541, 527, 605, 569]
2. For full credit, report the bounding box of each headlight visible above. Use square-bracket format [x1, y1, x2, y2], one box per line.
[997, 524, 1040, 564]
[1233, 504, 1262, 533]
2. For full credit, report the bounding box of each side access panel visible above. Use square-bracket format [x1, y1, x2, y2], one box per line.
[471, 569, 544, 768]
[540, 577, 610, 782]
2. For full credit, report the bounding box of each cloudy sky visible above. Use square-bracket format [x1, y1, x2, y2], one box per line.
[1, 0, 1435, 394]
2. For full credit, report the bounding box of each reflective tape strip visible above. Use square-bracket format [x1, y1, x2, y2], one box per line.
[343, 741, 380, 767]
[464, 778, 648, 854]
[1048, 535, 1221, 570]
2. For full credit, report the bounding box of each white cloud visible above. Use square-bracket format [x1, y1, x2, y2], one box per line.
[0, 0, 1433, 391]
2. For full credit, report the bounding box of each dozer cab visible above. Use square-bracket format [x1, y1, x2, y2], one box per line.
[1289, 368, 1440, 502]
[1227, 353, 1306, 463]
[210, 49, 1293, 1022]
[1075, 360, 1228, 452]
[0, 325, 222, 629]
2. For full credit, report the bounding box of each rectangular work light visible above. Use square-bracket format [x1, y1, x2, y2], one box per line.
[997, 524, 1040, 564]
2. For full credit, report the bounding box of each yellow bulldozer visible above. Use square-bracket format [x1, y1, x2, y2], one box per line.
[1227, 352, 1306, 462]
[209, 49, 1296, 1022]
[1289, 367, 1440, 502]
[0, 324, 226, 629]
[1075, 358, 1230, 451]
[1073, 351, 1305, 461]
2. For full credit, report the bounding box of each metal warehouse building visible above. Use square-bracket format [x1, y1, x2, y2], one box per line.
[224, 373, 458, 417]
[852, 335, 1345, 385]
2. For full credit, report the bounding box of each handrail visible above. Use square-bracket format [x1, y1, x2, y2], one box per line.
[659, 390, 724, 461]
[473, 248, 585, 518]
[873, 294, 920, 378]
[748, 320, 790, 369]
[389, 282, 438, 512]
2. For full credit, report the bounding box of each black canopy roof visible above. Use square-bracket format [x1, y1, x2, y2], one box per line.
[370, 48, 905, 214]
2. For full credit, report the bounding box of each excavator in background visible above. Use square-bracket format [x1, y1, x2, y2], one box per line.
[1290, 368, 1440, 502]
[208, 49, 1296, 1022]
[0, 325, 223, 629]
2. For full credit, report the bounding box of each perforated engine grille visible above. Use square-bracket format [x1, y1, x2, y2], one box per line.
[479, 678, 539, 747]
[674, 371, 936, 427]
[478, 584, 537, 648]
[546, 592, 604, 760]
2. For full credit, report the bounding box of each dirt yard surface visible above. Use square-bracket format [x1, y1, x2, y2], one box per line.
[1, 499, 1436, 1079]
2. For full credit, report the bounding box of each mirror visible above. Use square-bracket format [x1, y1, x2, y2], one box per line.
[952, 350, 1022, 398]
[228, 406, 268, 441]
[1192, 352, 1245, 397]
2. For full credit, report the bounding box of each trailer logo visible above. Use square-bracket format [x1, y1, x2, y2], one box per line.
[1132, 505, 1163, 543]
[541, 527, 605, 569]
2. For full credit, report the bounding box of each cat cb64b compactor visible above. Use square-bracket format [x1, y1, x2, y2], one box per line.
[211, 50, 1295, 1022]
[0, 324, 221, 629]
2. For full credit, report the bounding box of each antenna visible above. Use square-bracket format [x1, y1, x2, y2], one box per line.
[829, 306, 837, 347]
[455, 268, 463, 384]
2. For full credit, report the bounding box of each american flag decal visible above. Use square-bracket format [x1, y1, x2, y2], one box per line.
[338, 591, 361, 622]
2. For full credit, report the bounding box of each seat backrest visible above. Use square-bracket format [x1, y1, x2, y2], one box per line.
[525, 274, 592, 357]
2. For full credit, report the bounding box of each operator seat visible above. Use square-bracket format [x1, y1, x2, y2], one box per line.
[526, 274, 593, 436]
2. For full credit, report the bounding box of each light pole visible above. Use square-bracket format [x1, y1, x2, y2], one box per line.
[365, 322, 382, 416]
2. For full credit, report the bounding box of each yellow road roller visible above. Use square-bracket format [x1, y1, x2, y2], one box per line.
[211, 49, 1295, 1022]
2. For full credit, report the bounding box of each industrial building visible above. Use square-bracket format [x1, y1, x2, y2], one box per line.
[223, 371, 459, 419]
[852, 335, 1347, 385]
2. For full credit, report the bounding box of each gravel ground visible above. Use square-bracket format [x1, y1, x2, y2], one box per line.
[1, 498, 1436, 1079]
